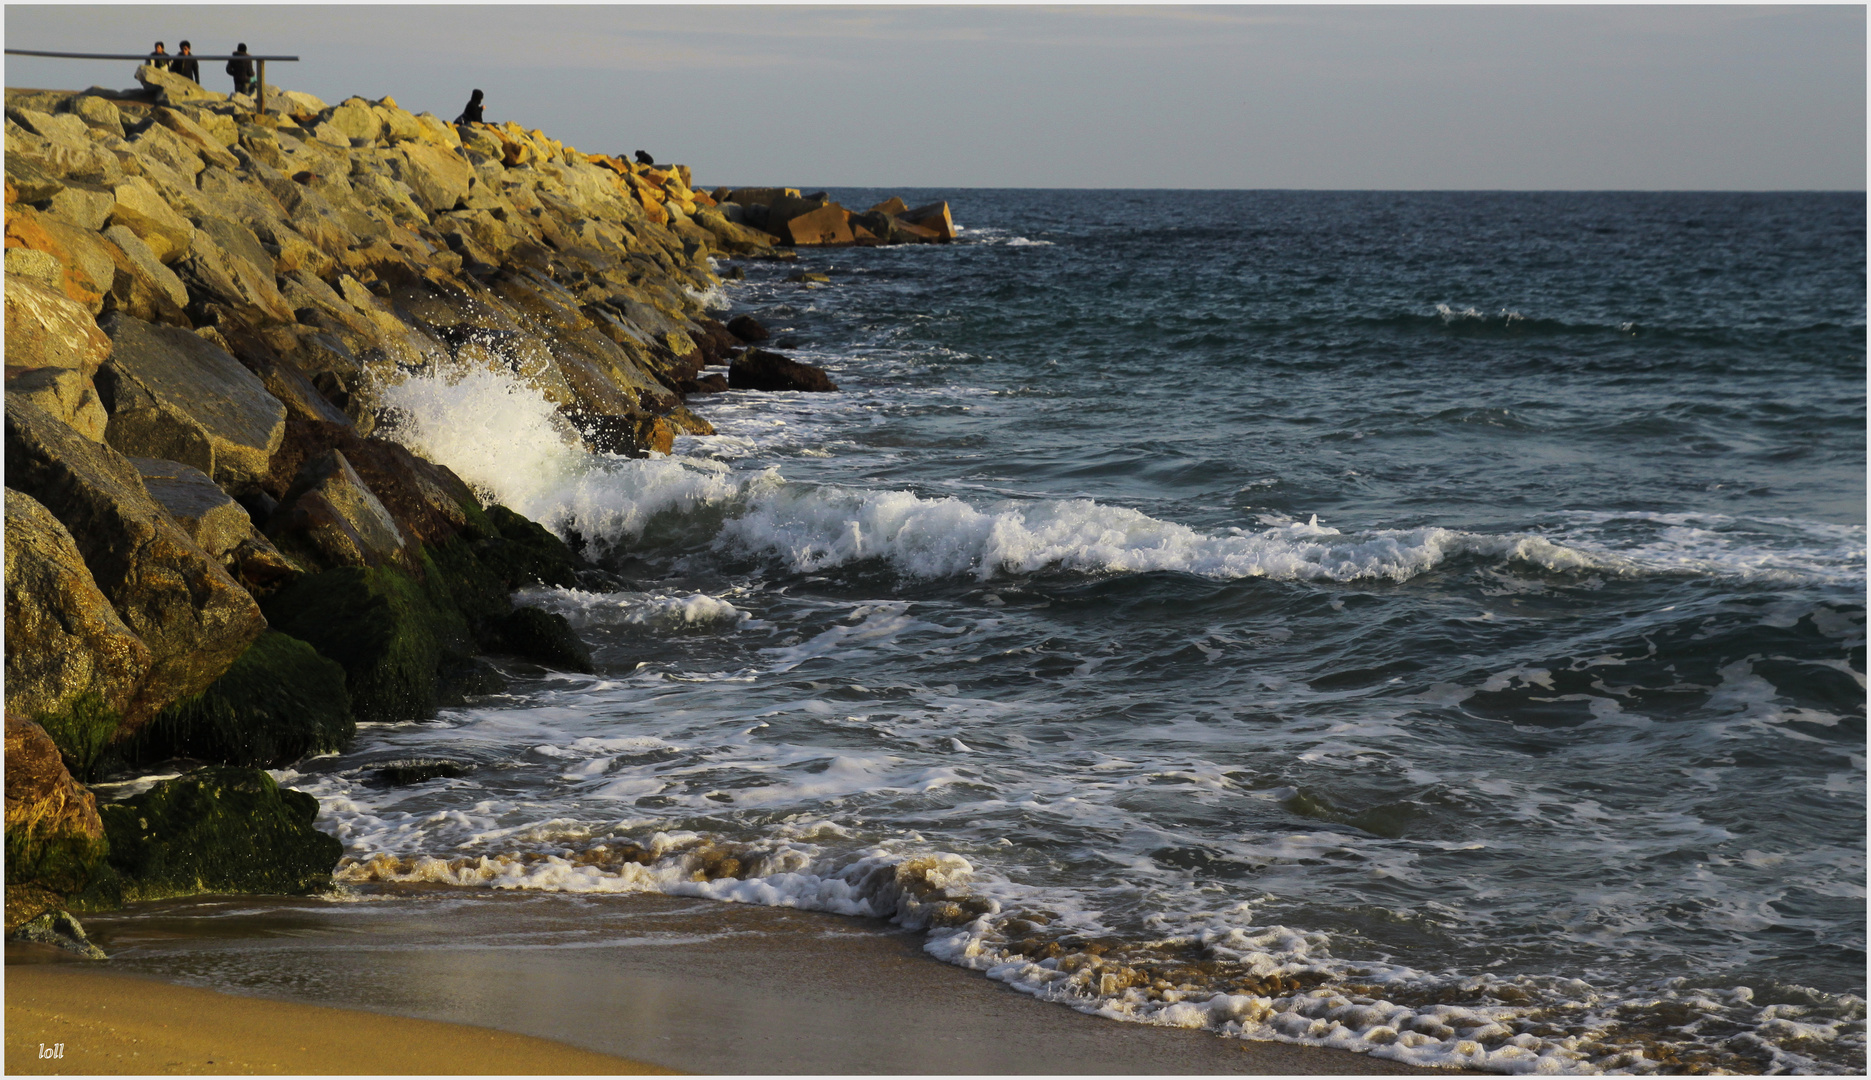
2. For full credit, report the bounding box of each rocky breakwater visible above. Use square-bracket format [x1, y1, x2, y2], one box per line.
[3, 65, 949, 945]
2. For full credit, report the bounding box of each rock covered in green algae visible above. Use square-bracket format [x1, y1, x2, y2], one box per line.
[99, 766, 342, 900]
[4, 716, 111, 931]
[131, 630, 353, 770]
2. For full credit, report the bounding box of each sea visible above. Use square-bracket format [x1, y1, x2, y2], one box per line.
[261, 190, 1859, 1073]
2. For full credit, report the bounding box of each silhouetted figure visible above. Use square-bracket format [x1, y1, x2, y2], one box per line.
[226, 43, 255, 96]
[455, 88, 485, 125]
[634, 150, 654, 166]
[172, 40, 200, 83]
[147, 41, 170, 71]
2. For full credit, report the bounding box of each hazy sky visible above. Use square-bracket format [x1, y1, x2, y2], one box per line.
[6, 5, 1864, 189]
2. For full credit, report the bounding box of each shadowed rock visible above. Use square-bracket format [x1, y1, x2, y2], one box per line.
[6, 367, 109, 443]
[267, 449, 412, 570]
[4, 492, 154, 753]
[729, 348, 838, 393]
[4, 717, 110, 932]
[4, 397, 266, 723]
[97, 312, 287, 492]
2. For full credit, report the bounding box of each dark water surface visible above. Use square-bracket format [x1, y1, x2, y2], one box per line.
[135, 192, 1865, 1073]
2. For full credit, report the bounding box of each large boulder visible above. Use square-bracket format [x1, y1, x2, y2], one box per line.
[778, 203, 854, 247]
[132, 62, 224, 105]
[903, 200, 956, 242]
[5, 366, 109, 443]
[265, 420, 482, 547]
[729, 348, 839, 392]
[4, 204, 114, 311]
[4, 491, 154, 772]
[131, 457, 254, 560]
[178, 217, 296, 324]
[266, 449, 413, 570]
[4, 397, 267, 722]
[133, 456, 300, 598]
[4, 717, 110, 933]
[134, 631, 352, 770]
[726, 314, 770, 343]
[107, 176, 195, 263]
[691, 207, 776, 254]
[98, 224, 192, 327]
[96, 312, 288, 492]
[99, 766, 342, 901]
[390, 142, 472, 215]
[4, 276, 111, 376]
[152, 108, 240, 170]
[42, 180, 117, 231]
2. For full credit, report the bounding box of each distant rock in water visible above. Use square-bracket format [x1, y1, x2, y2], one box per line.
[726, 314, 770, 343]
[729, 349, 838, 393]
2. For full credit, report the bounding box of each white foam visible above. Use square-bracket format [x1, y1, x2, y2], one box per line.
[516, 586, 752, 631]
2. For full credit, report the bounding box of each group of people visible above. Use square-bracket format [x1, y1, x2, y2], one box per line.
[146, 40, 257, 95]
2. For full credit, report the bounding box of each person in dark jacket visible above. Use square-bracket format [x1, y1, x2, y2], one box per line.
[172, 40, 200, 83]
[226, 43, 255, 95]
[147, 41, 170, 70]
[454, 88, 485, 125]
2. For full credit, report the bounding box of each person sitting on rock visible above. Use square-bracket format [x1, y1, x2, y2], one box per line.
[455, 88, 485, 125]
[147, 41, 170, 70]
[226, 43, 255, 96]
[634, 149, 655, 166]
[172, 40, 201, 83]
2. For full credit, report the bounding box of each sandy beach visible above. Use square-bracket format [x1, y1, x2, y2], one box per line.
[4, 961, 670, 1074]
[8, 890, 1458, 1075]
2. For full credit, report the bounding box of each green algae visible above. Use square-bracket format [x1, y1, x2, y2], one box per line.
[33, 692, 123, 782]
[131, 631, 354, 769]
[98, 767, 342, 901]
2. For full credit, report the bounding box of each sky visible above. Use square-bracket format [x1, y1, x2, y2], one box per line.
[5, 4, 1865, 190]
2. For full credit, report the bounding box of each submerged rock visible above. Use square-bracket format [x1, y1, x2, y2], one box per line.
[725, 313, 769, 343]
[99, 766, 342, 900]
[729, 348, 838, 392]
[493, 606, 594, 673]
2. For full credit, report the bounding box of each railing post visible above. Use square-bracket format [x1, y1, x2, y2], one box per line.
[257, 58, 267, 115]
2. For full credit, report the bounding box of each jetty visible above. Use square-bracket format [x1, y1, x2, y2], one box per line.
[3, 62, 951, 940]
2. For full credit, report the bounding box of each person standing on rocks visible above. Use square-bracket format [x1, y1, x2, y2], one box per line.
[172, 40, 201, 83]
[455, 88, 485, 125]
[226, 43, 255, 95]
[147, 41, 170, 70]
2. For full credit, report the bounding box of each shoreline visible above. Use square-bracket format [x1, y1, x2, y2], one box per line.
[12, 889, 1464, 1075]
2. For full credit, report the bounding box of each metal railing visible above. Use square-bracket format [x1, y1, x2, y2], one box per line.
[4, 49, 300, 113]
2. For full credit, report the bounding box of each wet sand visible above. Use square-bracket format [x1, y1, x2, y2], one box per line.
[9, 889, 1458, 1074]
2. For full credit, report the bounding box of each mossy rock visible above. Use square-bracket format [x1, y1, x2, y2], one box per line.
[480, 504, 581, 588]
[261, 557, 474, 724]
[99, 767, 342, 900]
[33, 691, 122, 782]
[494, 607, 594, 672]
[130, 631, 354, 768]
[5, 825, 108, 898]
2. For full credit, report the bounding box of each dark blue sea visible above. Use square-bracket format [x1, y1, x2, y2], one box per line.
[277, 191, 1863, 1072]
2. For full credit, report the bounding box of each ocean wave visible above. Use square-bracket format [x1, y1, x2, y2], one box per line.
[377, 368, 1854, 589]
